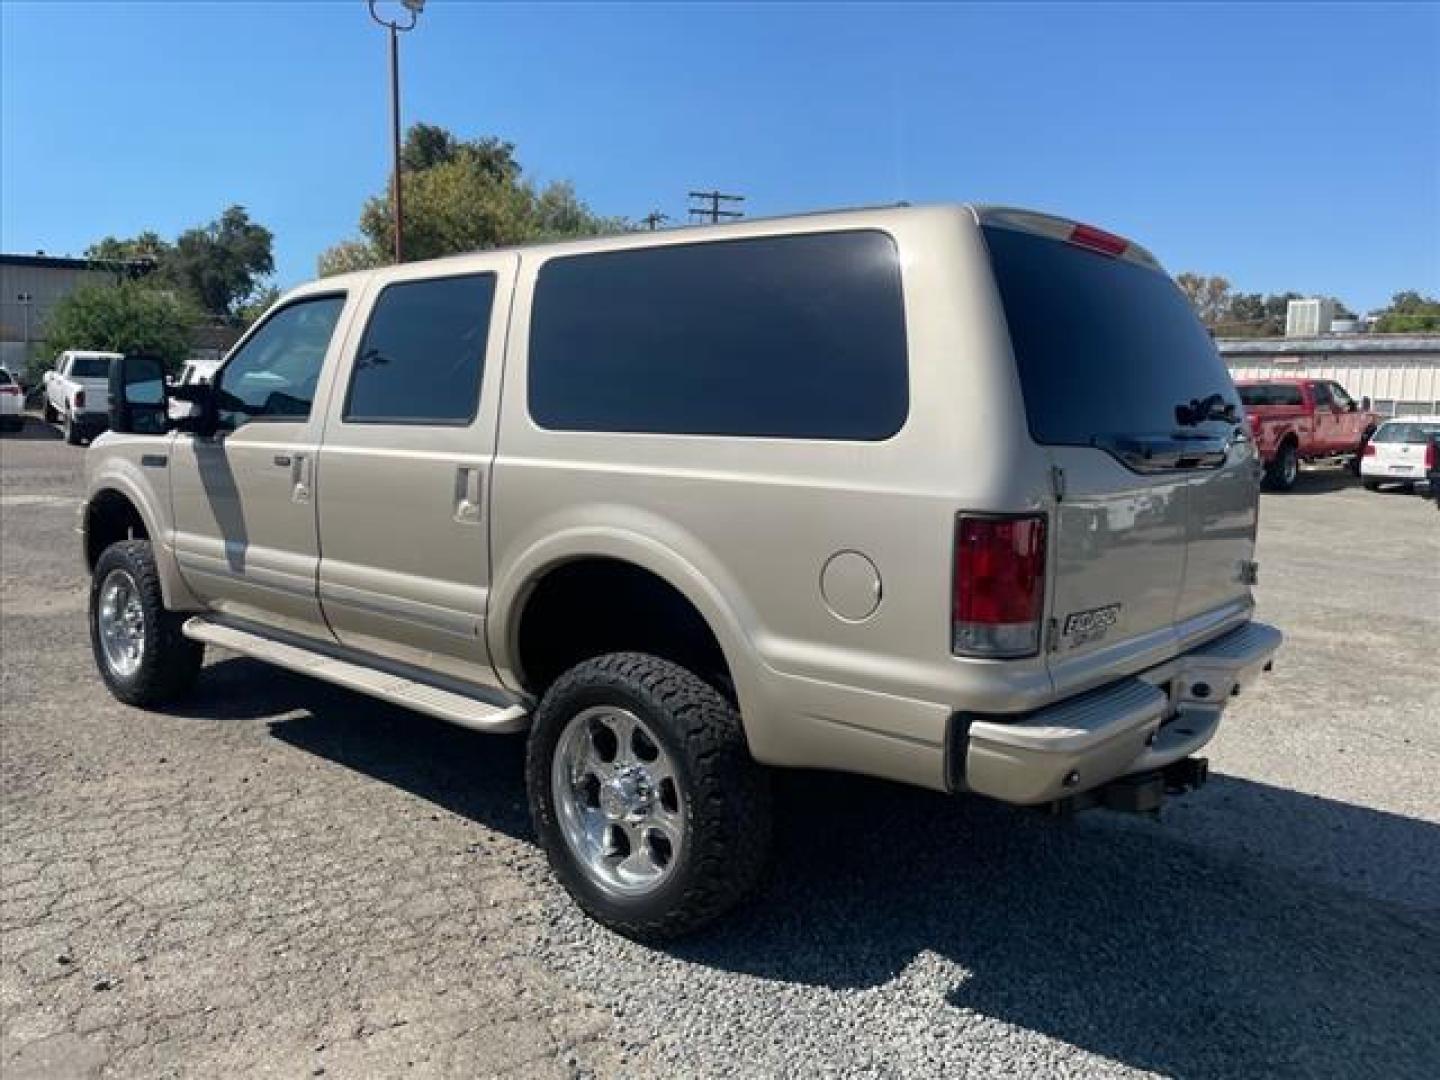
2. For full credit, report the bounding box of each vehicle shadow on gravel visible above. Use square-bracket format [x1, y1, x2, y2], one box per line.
[225, 656, 1440, 1080]
[688, 771, 1440, 1079]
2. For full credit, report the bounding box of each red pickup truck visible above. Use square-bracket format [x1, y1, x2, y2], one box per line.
[1236, 378, 1379, 491]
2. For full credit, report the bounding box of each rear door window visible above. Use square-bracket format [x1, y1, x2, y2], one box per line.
[983, 225, 1237, 445]
[344, 273, 496, 425]
[528, 230, 908, 440]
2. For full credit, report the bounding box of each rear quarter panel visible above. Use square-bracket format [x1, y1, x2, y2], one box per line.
[487, 206, 1053, 783]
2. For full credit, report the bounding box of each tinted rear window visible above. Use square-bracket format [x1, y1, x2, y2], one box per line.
[70, 357, 113, 378]
[0, 369, 14, 385]
[1374, 422, 1440, 444]
[1238, 383, 1304, 407]
[528, 231, 908, 439]
[984, 225, 1237, 445]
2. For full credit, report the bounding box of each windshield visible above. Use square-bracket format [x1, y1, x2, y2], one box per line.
[69, 357, 114, 378]
[1238, 383, 1304, 407]
[984, 224, 1237, 446]
[1373, 422, 1440, 444]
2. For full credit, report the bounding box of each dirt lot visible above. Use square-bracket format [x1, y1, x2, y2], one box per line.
[2, 419, 1438, 1079]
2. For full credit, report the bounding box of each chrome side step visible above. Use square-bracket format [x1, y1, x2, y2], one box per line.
[182, 617, 529, 734]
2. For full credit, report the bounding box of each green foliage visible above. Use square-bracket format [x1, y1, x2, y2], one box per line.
[82, 207, 274, 324]
[1182, 277, 1362, 338]
[168, 206, 275, 323]
[1374, 291, 1440, 333]
[320, 125, 628, 274]
[42, 282, 198, 378]
[235, 285, 281, 327]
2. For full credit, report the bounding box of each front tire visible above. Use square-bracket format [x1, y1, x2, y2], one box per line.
[1363, 479, 1383, 492]
[43, 399, 57, 424]
[89, 540, 204, 706]
[526, 652, 772, 940]
[64, 411, 82, 445]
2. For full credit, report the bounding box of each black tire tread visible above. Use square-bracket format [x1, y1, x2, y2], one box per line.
[526, 652, 771, 941]
[90, 539, 204, 706]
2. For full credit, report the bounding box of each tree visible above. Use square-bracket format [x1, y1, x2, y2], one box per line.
[235, 285, 281, 327]
[167, 205, 275, 324]
[41, 282, 198, 378]
[1175, 273, 1233, 326]
[320, 124, 627, 274]
[1374, 291, 1440, 333]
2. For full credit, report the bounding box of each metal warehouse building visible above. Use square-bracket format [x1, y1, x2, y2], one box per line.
[0, 254, 126, 374]
[1219, 334, 1440, 418]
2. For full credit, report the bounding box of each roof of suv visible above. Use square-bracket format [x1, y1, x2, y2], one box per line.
[303, 202, 1165, 295]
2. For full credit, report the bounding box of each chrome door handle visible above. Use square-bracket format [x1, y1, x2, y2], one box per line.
[273, 454, 292, 467]
[290, 453, 312, 504]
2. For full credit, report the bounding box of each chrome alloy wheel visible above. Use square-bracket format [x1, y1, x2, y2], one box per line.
[551, 705, 686, 897]
[97, 568, 146, 680]
[1282, 449, 1298, 487]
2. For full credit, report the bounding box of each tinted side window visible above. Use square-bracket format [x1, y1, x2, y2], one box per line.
[345, 273, 496, 424]
[528, 231, 908, 440]
[1329, 383, 1354, 409]
[216, 296, 344, 430]
[1311, 383, 1333, 408]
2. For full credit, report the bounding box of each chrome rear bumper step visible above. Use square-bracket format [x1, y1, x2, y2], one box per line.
[182, 616, 529, 734]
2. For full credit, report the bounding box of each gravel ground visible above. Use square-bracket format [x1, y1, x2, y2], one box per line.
[3, 418, 1438, 1079]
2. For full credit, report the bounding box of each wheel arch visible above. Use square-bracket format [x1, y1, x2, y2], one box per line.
[83, 460, 202, 611]
[489, 525, 766, 726]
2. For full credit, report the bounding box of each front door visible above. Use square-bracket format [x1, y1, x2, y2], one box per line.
[314, 258, 516, 686]
[170, 293, 354, 637]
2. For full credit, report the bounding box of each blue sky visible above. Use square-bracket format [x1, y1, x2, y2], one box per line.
[3, 2, 1436, 312]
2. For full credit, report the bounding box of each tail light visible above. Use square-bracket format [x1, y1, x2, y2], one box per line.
[0, 384, 18, 396]
[1426, 440, 1436, 471]
[1363, 442, 1377, 456]
[953, 514, 1047, 658]
[74, 389, 86, 409]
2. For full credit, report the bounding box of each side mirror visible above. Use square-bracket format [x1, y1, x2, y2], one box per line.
[108, 354, 170, 435]
[1361, 396, 1372, 411]
[170, 378, 218, 436]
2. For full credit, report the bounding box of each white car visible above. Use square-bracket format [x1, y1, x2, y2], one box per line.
[1360, 416, 1440, 492]
[0, 366, 23, 432]
[42, 350, 123, 444]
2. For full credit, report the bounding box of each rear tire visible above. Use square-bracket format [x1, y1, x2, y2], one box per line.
[43, 400, 57, 424]
[64, 411, 82, 446]
[89, 540, 204, 706]
[1264, 442, 1300, 492]
[526, 652, 771, 941]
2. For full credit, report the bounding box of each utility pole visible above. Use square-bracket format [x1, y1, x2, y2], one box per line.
[687, 190, 745, 225]
[641, 210, 669, 231]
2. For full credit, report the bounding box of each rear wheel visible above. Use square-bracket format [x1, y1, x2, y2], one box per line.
[42, 399, 57, 423]
[89, 540, 204, 706]
[527, 652, 771, 940]
[64, 411, 82, 446]
[1264, 442, 1300, 491]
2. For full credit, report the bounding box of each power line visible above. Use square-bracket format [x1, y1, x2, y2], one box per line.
[641, 210, 669, 231]
[687, 190, 744, 225]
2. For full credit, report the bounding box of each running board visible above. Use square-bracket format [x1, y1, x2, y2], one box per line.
[182, 617, 529, 734]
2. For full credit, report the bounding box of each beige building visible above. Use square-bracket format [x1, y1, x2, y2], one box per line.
[0, 254, 126, 374]
[1220, 334, 1440, 418]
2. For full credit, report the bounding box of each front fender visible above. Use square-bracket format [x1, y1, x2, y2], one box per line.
[84, 435, 202, 611]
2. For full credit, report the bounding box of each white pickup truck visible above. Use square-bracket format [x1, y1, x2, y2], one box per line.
[42, 350, 122, 444]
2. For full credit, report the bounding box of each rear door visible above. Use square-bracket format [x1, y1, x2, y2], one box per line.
[983, 218, 1254, 683]
[314, 257, 515, 686]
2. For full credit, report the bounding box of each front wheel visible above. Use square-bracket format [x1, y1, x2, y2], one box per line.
[89, 540, 204, 706]
[64, 411, 82, 445]
[42, 399, 57, 424]
[526, 653, 772, 940]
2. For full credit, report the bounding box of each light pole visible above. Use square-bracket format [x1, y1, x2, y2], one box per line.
[368, 0, 425, 264]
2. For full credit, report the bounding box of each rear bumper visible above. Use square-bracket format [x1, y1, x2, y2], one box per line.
[952, 621, 1281, 804]
[1361, 460, 1426, 481]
